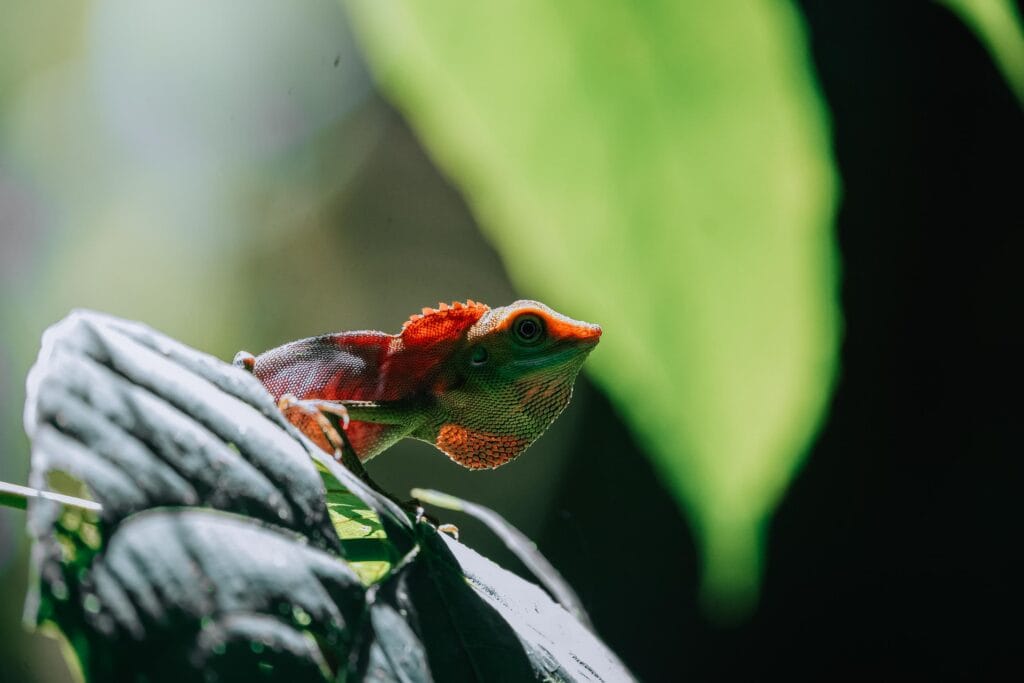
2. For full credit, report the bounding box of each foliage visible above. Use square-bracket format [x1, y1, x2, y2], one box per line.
[941, 0, 1024, 105]
[345, 0, 841, 612]
[20, 311, 632, 681]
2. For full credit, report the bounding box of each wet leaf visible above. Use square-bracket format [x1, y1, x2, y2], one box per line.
[38, 509, 364, 681]
[443, 534, 633, 682]
[22, 310, 634, 680]
[24, 310, 341, 553]
[23, 311, 360, 679]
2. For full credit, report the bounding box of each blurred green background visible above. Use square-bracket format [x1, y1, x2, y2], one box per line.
[1, 1, 1020, 681]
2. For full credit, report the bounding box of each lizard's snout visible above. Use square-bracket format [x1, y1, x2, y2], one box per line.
[571, 322, 602, 344]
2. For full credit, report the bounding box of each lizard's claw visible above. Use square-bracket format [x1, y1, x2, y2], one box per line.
[311, 399, 351, 430]
[233, 350, 256, 371]
[278, 393, 352, 454]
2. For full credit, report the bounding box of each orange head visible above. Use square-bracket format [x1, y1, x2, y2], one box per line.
[402, 300, 601, 469]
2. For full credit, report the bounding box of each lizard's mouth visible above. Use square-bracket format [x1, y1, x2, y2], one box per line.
[509, 341, 598, 372]
[566, 323, 602, 344]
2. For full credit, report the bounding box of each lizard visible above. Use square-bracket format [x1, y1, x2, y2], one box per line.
[234, 300, 601, 489]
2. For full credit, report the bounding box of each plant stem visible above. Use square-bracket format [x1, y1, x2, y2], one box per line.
[0, 480, 102, 512]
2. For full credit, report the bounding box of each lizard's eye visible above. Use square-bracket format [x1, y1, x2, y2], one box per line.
[512, 314, 545, 346]
[470, 345, 489, 366]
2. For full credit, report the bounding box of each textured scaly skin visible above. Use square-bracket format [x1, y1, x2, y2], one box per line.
[247, 300, 601, 469]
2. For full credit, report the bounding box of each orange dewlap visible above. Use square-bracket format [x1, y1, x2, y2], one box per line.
[435, 424, 530, 470]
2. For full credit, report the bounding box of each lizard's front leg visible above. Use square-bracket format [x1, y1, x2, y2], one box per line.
[235, 350, 355, 460]
[232, 350, 450, 529]
[277, 393, 350, 454]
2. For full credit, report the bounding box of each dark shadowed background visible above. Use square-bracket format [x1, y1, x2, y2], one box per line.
[1, 1, 1020, 680]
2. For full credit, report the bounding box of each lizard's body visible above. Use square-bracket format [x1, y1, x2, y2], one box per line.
[239, 300, 600, 470]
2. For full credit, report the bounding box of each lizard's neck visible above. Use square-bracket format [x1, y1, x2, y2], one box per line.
[380, 337, 465, 400]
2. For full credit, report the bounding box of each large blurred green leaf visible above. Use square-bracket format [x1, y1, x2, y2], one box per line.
[942, 0, 1024, 106]
[347, 0, 841, 613]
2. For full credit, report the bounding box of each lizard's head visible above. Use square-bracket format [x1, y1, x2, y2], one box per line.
[402, 299, 601, 469]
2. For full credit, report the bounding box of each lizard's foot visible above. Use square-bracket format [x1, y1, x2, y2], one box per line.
[233, 371, 418, 524]
[278, 393, 352, 456]
[436, 523, 460, 540]
[235, 353, 352, 458]
[271, 394, 402, 512]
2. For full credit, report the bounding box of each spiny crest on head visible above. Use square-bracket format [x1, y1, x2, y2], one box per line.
[400, 300, 490, 344]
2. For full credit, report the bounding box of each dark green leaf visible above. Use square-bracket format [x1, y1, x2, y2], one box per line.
[371, 526, 537, 682]
[22, 310, 633, 681]
[25, 310, 341, 553]
[442, 533, 634, 682]
[35, 509, 364, 681]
